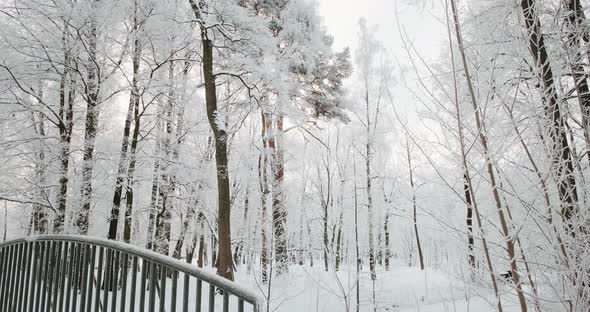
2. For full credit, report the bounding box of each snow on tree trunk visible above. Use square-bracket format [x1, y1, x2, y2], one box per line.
[271, 113, 288, 276]
[450, 0, 527, 309]
[108, 2, 142, 242]
[55, 21, 74, 234]
[76, 2, 100, 235]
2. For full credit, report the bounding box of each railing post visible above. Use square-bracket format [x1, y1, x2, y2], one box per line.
[28, 241, 40, 312]
[7, 243, 19, 310]
[50, 241, 63, 312]
[94, 246, 104, 312]
[80, 244, 90, 312]
[44, 241, 55, 311]
[37, 241, 50, 312]
[1, 244, 14, 311]
[111, 250, 120, 312]
[171, 270, 178, 312]
[58, 241, 69, 312]
[87, 245, 97, 310]
[103, 248, 113, 312]
[139, 258, 147, 312]
[148, 261, 157, 312]
[119, 252, 129, 312]
[20, 242, 32, 311]
[129, 255, 139, 312]
[208, 284, 215, 312]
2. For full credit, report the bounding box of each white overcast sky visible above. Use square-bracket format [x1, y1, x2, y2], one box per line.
[316, 0, 448, 131]
[317, 0, 446, 64]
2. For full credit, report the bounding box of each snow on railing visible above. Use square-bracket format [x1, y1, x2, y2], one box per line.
[0, 235, 259, 312]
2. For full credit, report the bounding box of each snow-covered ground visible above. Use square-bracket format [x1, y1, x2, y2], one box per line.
[228, 262, 527, 312]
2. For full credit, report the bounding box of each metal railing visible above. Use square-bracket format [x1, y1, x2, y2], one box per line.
[0, 235, 259, 312]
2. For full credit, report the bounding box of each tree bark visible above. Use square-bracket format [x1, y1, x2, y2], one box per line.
[562, 0, 590, 164]
[463, 173, 475, 269]
[108, 2, 141, 241]
[384, 213, 390, 271]
[55, 21, 74, 234]
[521, 0, 578, 223]
[445, 2, 504, 309]
[365, 79, 376, 281]
[76, 2, 100, 235]
[450, 0, 527, 309]
[259, 112, 271, 283]
[271, 114, 288, 275]
[406, 135, 424, 270]
[335, 211, 343, 271]
[190, 3, 235, 278]
[31, 106, 48, 234]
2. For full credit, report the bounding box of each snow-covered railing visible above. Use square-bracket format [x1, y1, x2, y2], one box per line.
[0, 235, 259, 312]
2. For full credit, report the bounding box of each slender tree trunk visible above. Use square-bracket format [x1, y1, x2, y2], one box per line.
[445, 2, 504, 310]
[260, 112, 271, 283]
[170, 59, 192, 259]
[196, 12, 234, 279]
[464, 174, 475, 269]
[154, 61, 176, 256]
[321, 161, 331, 272]
[198, 234, 205, 268]
[31, 107, 48, 234]
[108, 3, 141, 241]
[503, 103, 571, 269]
[384, 213, 390, 271]
[55, 21, 74, 234]
[498, 177, 543, 312]
[76, 3, 100, 234]
[353, 154, 361, 312]
[146, 117, 162, 250]
[406, 135, 424, 270]
[271, 114, 288, 275]
[563, 0, 590, 164]
[364, 83, 377, 281]
[521, 0, 578, 223]
[450, 0, 527, 309]
[335, 211, 343, 271]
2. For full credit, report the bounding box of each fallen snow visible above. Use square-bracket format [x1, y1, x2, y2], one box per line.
[228, 261, 527, 312]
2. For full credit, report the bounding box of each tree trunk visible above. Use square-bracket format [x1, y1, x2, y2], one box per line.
[321, 162, 330, 272]
[55, 21, 74, 234]
[199, 18, 234, 280]
[108, 16, 141, 240]
[365, 84, 376, 281]
[198, 234, 205, 268]
[259, 112, 271, 283]
[335, 211, 343, 271]
[123, 83, 141, 244]
[406, 136, 424, 270]
[146, 117, 162, 250]
[450, 0, 526, 309]
[464, 174, 475, 269]
[170, 59, 193, 259]
[353, 155, 361, 312]
[445, 2, 504, 310]
[384, 213, 390, 271]
[108, 3, 141, 241]
[521, 0, 578, 223]
[153, 60, 176, 256]
[271, 114, 288, 275]
[31, 107, 48, 234]
[563, 0, 590, 164]
[76, 3, 100, 235]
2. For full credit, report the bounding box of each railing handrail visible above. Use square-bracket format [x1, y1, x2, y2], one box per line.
[0, 235, 260, 308]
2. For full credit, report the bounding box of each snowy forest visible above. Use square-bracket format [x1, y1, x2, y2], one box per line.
[0, 0, 589, 311]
